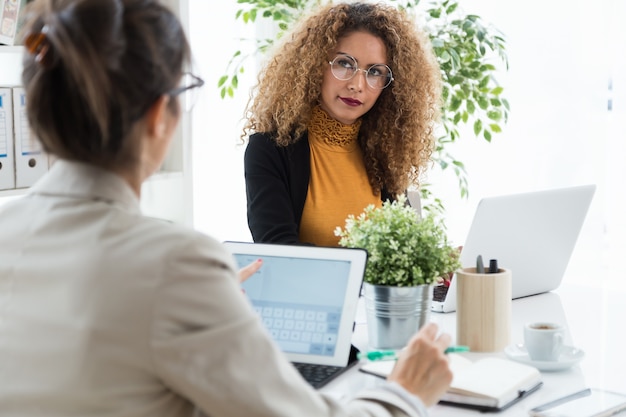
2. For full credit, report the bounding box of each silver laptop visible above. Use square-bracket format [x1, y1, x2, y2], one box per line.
[223, 241, 367, 387]
[432, 185, 596, 313]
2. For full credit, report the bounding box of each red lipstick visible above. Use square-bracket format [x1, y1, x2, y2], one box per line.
[340, 97, 362, 106]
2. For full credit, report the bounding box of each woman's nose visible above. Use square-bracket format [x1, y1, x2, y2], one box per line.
[348, 69, 366, 91]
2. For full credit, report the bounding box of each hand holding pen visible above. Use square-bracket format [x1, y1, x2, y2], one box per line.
[381, 323, 454, 408]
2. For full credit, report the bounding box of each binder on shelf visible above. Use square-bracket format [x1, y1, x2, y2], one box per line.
[12, 86, 49, 188]
[0, 0, 28, 46]
[0, 87, 15, 190]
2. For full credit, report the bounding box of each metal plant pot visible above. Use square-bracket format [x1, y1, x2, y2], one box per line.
[364, 282, 432, 349]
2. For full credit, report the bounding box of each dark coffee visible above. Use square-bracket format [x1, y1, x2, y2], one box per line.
[531, 324, 556, 330]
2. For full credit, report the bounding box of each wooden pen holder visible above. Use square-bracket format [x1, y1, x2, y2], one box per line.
[456, 267, 512, 352]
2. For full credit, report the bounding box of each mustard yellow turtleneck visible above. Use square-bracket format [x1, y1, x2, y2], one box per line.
[299, 106, 382, 246]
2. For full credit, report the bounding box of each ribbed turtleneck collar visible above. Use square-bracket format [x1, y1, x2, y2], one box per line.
[308, 106, 361, 146]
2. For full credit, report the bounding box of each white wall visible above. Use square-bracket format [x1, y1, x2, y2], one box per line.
[188, 2, 257, 243]
[188, 1, 626, 287]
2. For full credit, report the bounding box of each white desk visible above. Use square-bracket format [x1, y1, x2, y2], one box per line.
[322, 283, 626, 416]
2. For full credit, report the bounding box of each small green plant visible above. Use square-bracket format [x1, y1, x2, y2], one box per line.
[335, 195, 460, 286]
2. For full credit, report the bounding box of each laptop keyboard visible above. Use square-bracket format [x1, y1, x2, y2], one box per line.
[433, 284, 449, 302]
[292, 362, 346, 388]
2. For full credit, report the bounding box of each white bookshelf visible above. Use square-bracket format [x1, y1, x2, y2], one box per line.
[0, 0, 194, 226]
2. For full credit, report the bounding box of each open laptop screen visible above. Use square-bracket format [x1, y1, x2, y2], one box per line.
[431, 184, 596, 313]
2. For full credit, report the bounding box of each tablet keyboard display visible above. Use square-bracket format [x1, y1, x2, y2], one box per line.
[252, 302, 341, 356]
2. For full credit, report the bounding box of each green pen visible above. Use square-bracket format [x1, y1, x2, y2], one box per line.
[357, 350, 400, 361]
[358, 345, 470, 361]
[444, 345, 470, 354]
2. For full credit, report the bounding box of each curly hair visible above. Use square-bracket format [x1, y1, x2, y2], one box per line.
[243, 1, 441, 196]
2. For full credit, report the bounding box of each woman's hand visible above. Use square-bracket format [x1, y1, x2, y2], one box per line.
[388, 323, 453, 407]
[238, 258, 263, 284]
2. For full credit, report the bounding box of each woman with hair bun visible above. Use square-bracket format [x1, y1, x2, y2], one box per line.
[244, 2, 442, 246]
[0, 1, 451, 416]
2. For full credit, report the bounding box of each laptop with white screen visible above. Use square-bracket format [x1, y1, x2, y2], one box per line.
[223, 241, 367, 388]
[432, 184, 596, 313]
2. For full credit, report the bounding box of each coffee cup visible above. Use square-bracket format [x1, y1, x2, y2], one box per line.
[524, 322, 564, 361]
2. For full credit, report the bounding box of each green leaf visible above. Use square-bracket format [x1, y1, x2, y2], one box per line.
[466, 100, 475, 114]
[449, 75, 464, 85]
[491, 86, 504, 95]
[232, 75, 239, 88]
[473, 119, 482, 135]
[483, 129, 492, 141]
[450, 96, 462, 111]
[487, 110, 502, 121]
[489, 124, 502, 133]
[448, 48, 461, 69]
[217, 75, 228, 88]
[429, 9, 441, 18]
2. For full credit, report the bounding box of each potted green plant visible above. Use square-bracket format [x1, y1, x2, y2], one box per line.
[335, 195, 460, 349]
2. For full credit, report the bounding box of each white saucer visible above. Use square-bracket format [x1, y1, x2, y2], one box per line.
[504, 343, 585, 371]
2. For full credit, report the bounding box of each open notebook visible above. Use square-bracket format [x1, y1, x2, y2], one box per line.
[223, 241, 367, 388]
[432, 184, 596, 313]
[361, 354, 542, 411]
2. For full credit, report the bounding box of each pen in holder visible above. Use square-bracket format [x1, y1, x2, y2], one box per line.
[456, 266, 512, 352]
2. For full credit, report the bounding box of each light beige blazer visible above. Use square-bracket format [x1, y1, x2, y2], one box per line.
[0, 160, 428, 417]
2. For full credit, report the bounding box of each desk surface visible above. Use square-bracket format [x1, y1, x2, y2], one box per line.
[322, 283, 626, 416]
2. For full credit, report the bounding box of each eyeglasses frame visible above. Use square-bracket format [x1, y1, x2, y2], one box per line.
[328, 53, 394, 89]
[169, 72, 205, 98]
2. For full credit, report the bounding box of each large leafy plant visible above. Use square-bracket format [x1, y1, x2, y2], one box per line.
[335, 196, 460, 286]
[220, 0, 509, 201]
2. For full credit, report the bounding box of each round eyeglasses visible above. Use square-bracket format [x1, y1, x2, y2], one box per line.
[328, 54, 394, 89]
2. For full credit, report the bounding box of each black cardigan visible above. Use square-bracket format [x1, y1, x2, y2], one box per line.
[244, 132, 394, 244]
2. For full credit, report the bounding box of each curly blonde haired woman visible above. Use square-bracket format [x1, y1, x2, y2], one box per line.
[244, 1, 442, 246]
